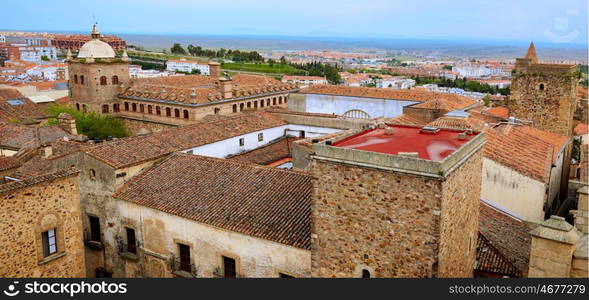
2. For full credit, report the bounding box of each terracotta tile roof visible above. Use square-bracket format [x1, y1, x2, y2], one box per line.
[54, 95, 70, 105]
[475, 233, 522, 277]
[122, 74, 296, 105]
[113, 153, 312, 249]
[0, 167, 78, 195]
[0, 88, 46, 122]
[0, 156, 21, 172]
[575, 123, 588, 135]
[411, 96, 477, 111]
[229, 137, 298, 165]
[484, 124, 567, 183]
[0, 124, 74, 150]
[300, 84, 474, 103]
[282, 76, 326, 81]
[85, 112, 287, 169]
[479, 200, 533, 276]
[427, 116, 487, 131]
[486, 106, 509, 118]
[386, 114, 428, 126]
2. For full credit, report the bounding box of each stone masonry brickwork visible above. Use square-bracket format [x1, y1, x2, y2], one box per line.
[69, 61, 129, 114]
[308, 148, 482, 278]
[0, 174, 86, 277]
[508, 62, 578, 138]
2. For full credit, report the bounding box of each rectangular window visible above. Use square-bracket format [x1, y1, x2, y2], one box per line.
[223, 256, 236, 278]
[89, 215, 101, 242]
[239, 138, 244, 147]
[126, 227, 136, 254]
[178, 243, 191, 272]
[42, 228, 57, 257]
[258, 133, 263, 142]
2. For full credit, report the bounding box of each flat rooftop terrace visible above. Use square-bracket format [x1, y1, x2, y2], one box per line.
[332, 125, 478, 162]
[313, 124, 485, 178]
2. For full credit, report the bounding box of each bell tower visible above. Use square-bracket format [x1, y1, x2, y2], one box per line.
[67, 24, 129, 114]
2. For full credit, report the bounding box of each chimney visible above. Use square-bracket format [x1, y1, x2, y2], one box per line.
[57, 112, 77, 135]
[219, 78, 233, 99]
[528, 215, 581, 277]
[43, 144, 53, 159]
[209, 61, 221, 78]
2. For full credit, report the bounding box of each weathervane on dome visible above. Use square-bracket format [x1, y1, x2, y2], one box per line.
[91, 15, 100, 39]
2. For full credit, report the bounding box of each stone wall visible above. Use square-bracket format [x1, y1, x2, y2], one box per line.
[69, 61, 129, 114]
[119, 117, 177, 135]
[0, 174, 86, 277]
[508, 65, 578, 137]
[309, 159, 443, 277]
[437, 149, 482, 277]
[308, 142, 482, 277]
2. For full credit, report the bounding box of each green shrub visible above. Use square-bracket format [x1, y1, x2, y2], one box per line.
[46, 105, 130, 139]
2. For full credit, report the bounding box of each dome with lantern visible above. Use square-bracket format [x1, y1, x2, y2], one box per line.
[76, 24, 117, 59]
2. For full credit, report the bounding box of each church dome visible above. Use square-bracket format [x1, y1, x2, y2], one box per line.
[77, 24, 116, 59]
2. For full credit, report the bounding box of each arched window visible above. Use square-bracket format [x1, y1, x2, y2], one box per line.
[183, 110, 189, 119]
[260, 100, 264, 108]
[148, 105, 152, 114]
[539, 83, 545, 90]
[102, 105, 109, 113]
[174, 108, 180, 118]
[74, 75, 78, 84]
[80, 75, 84, 85]
[278, 96, 283, 104]
[240, 103, 245, 111]
[100, 76, 107, 85]
[254, 101, 258, 109]
[284, 97, 288, 104]
[272, 97, 277, 105]
[266, 99, 270, 106]
[156, 106, 161, 115]
[361, 269, 370, 278]
[76, 103, 80, 111]
[124, 102, 129, 111]
[166, 107, 171, 117]
[113, 103, 120, 113]
[140, 104, 145, 113]
[232, 104, 237, 113]
[247, 102, 251, 108]
[112, 75, 119, 85]
[132, 103, 137, 112]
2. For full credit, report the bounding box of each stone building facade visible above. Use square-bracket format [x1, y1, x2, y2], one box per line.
[308, 124, 484, 277]
[0, 168, 86, 277]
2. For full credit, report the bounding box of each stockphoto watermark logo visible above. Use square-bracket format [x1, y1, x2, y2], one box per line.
[544, 8, 580, 43]
[2, 280, 127, 297]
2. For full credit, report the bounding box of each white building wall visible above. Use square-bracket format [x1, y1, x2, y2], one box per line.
[481, 158, 547, 222]
[116, 200, 311, 278]
[182, 124, 341, 158]
[303, 94, 418, 119]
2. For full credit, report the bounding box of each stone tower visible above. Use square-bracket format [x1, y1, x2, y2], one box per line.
[308, 124, 485, 277]
[508, 42, 579, 137]
[68, 24, 129, 114]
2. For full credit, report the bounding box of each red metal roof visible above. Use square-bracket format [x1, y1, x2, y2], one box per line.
[332, 125, 478, 161]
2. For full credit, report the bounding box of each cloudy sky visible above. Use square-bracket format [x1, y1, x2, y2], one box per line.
[1, 0, 587, 45]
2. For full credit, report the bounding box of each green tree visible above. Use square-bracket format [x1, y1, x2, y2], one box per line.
[482, 95, 491, 107]
[170, 43, 187, 55]
[442, 65, 452, 70]
[41, 55, 50, 61]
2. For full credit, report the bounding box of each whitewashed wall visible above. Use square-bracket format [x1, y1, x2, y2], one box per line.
[303, 94, 418, 119]
[182, 124, 341, 158]
[116, 200, 311, 278]
[481, 158, 546, 222]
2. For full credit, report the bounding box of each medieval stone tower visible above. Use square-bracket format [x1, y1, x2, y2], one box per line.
[508, 42, 579, 137]
[68, 24, 129, 114]
[308, 124, 485, 278]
